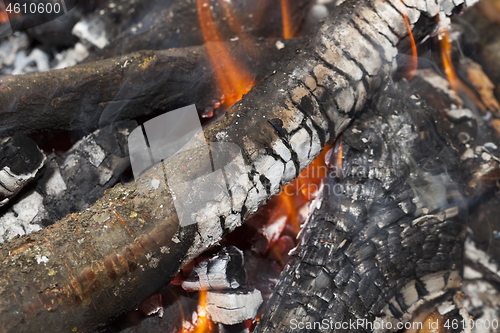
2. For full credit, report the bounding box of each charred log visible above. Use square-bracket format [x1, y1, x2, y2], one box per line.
[0, 0, 479, 331]
[254, 79, 468, 332]
[0, 134, 45, 207]
[91, 0, 314, 60]
[0, 38, 300, 137]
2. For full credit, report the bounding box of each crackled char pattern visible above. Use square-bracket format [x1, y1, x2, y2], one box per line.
[254, 80, 468, 332]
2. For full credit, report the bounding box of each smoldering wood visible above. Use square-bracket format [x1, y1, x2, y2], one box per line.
[0, 38, 300, 137]
[37, 120, 136, 224]
[0, 134, 45, 207]
[206, 288, 263, 325]
[410, 67, 500, 198]
[105, 286, 199, 333]
[0, 0, 479, 331]
[255, 79, 468, 332]
[0, 121, 135, 243]
[181, 246, 247, 291]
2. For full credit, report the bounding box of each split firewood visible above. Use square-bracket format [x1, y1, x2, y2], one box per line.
[0, 0, 480, 331]
[0, 38, 300, 137]
[0, 134, 45, 207]
[255, 79, 469, 332]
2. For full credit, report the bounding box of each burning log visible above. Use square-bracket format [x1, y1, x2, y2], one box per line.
[0, 38, 299, 136]
[0, 0, 481, 331]
[92, 0, 314, 60]
[255, 79, 468, 332]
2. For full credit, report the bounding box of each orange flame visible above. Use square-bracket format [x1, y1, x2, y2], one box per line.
[280, 0, 294, 39]
[438, 17, 458, 95]
[181, 290, 211, 333]
[197, 0, 255, 108]
[0, 2, 9, 24]
[401, 1, 418, 80]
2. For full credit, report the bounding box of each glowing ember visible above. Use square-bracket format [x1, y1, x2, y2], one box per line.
[197, 0, 255, 108]
[181, 290, 211, 333]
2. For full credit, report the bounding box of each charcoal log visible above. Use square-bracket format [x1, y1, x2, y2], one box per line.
[0, 134, 45, 207]
[0, 121, 135, 243]
[0, 0, 479, 332]
[255, 79, 468, 332]
[181, 246, 247, 291]
[92, 0, 314, 60]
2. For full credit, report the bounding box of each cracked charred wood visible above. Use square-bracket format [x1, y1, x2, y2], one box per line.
[255, 79, 469, 332]
[0, 134, 45, 207]
[0, 0, 479, 331]
[0, 38, 300, 137]
[409, 68, 500, 198]
[37, 120, 136, 224]
[0, 121, 134, 243]
[181, 246, 247, 291]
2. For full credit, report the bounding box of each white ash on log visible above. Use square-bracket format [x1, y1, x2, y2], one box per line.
[255, 79, 468, 332]
[181, 246, 247, 291]
[0, 134, 45, 207]
[206, 288, 263, 326]
[37, 120, 136, 223]
[0, 120, 135, 242]
[0, 0, 481, 331]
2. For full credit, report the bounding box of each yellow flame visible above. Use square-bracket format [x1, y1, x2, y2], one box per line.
[181, 290, 210, 333]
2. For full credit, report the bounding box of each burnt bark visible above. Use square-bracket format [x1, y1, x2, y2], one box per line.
[255, 79, 467, 332]
[0, 38, 300, 137]
[0, 0, 479, 331]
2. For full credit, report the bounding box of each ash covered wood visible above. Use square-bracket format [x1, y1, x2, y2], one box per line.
[207, 288, 263, 325]
[0, 0, 482, 331]
[255, 79, 467, 332]
[0, 134, 45, 207]
[181, 246, 247, 291]
[0, 121, 135, 242]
